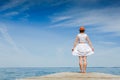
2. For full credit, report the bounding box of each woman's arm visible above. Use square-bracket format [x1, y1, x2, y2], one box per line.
[72, 36, 79, 51]
[86, 36, 94, 51]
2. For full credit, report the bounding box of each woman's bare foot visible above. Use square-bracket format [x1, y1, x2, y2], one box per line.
[79, 70, 84, 73]
[83, 70, 86, 73]
[81, 71, 83, 73]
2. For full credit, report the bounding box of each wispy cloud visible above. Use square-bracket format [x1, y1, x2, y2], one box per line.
[3, 11, 19, 16]
[0, 23, 26, 54]
[49, 7, 120, 35]
[0, 0, 30, 20]
[50, 16, 72, 23]
[97, 41, 117, 46]
[0, 0, 27, 11]
[0, 25, 19, 53]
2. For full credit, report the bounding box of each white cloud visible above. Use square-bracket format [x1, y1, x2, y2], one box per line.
[3, 11, 19, 16]
[0, 0, 27, 11]
[0, 23, 27, 54]
[49, 7, 120, 35]
[0, 25, 18, 53]
[97, 41, 117, 45]
[0, 0, 30, 19]
[50, 16, 72, 23]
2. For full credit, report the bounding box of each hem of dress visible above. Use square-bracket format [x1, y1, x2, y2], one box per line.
[72, 52, 94, 56]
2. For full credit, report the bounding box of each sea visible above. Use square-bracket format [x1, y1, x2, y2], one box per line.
[0, 67, 120, 80]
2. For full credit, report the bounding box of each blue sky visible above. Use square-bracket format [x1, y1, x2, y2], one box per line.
[0, 0, 120, 67]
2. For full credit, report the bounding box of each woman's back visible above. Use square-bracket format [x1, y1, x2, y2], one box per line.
[77, 33, 87, 43]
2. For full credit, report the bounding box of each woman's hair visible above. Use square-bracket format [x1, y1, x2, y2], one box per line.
[79, 26, 85, 33]
[79, 29, 85, 33]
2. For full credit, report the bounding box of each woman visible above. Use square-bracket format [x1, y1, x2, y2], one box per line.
[72, 26, 94, 73]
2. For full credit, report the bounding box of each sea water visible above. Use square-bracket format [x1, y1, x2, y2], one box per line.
[0, 67, 120, 80]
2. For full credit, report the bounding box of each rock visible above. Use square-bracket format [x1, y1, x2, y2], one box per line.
[18, 72, 120, 80]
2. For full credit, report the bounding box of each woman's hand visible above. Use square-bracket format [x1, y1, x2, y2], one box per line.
[72, 48, 74, 51]
[92, 48, 94, 51]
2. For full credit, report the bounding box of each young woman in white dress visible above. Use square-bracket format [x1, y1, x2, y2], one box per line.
[72, 26, 94, 73]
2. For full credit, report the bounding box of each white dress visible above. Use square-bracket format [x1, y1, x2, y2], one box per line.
[72, 33, 94, 56]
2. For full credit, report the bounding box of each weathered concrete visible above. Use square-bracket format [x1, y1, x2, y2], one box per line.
[18, 72, 120, 80]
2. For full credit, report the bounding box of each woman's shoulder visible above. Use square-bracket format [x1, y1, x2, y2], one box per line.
[84, 33, 88, 36]
[77, 33, 88, 36]
[77, 33, 81, 37]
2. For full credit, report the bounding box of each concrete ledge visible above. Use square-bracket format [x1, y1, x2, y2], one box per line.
[18, 72, 120, 80]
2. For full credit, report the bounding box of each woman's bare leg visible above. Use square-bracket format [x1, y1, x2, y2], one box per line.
[83, 56, 87, 73]
[79, 56, 83, 72]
